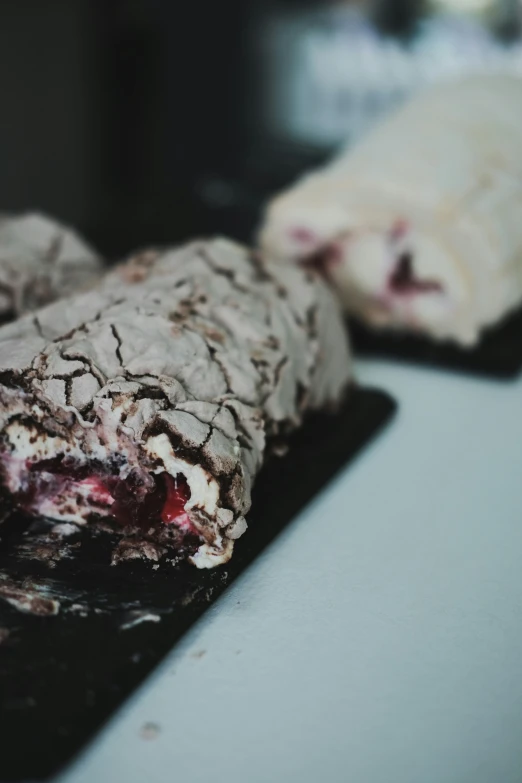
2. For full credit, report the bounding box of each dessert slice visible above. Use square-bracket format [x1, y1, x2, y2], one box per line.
[259, 74, 522, 347]
[0, 238, 351, 568]
[0, 212, 102, 323]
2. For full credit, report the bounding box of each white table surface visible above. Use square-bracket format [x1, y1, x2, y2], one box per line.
[59, 359, 522, 783]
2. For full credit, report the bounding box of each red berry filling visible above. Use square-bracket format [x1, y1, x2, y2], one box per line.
[22, 456, 192, 532]
[389, 252, 443, 295]
[289, 227, 319, 246]
[389, 219, 409, 242]
[161, 474, 191, 527]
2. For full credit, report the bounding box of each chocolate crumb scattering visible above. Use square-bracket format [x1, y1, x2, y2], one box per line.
[0, 576, 60, 616]
[111, 539, 168, 565]
[16, 534, 79, 568]
[0, 212, 102, 323]
[0, 237, 352, 568]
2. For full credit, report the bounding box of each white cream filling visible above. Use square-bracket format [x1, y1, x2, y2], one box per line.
[145, 434, 236, 569]
[190, 540, 234, 569]
[6, 422, 93, 466]
[2, 420, 235, 569]
[5, 423, 221, 520]
[144, 433, 219, 516]
[37, 479, 113, 525]
[3, 421, 110, 495]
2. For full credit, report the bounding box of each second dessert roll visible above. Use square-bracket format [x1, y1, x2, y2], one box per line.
[0, 212, 102, 323]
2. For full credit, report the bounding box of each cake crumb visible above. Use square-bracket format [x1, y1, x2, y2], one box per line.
[140, 722, 161, 740]
[0, 576, 60, 616]
[120, 612, 161, 631]
[111, 538, 166, 565]
[51, 523, 80, 537]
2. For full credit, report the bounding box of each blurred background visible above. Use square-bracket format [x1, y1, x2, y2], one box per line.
[1, 0, 522, 258]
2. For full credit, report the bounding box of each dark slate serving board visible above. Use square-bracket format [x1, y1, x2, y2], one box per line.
[349, 305, 522, 379]
[0, 386, 396, 783]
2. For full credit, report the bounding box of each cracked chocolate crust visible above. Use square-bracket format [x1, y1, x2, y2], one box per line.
[0, 213, 102, 323]
[0, 237, 352, 568]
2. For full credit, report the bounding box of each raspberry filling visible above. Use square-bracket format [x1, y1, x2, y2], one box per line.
[161, 475, 192, 529]
[289, 227, 319, 247]
[389, 253, 443, 296]
[22, 456, 192, 531]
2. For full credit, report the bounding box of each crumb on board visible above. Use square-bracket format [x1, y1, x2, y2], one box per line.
[140, 722, 161, 740]
[120, 612, 161, 631]
[111, 538, 167, 565]
[69, 603, 89, 613]
[16, 537, 79, 568]
[0, 576, 60, 616]
[51, 523, 80, 537]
